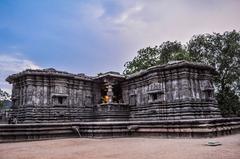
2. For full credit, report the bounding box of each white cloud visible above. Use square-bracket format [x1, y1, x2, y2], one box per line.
[1, 0, 238, 79]
[0, 54, 41, 94]
[110, 0, 240, 43]
[0, 54, 40, 72]
[75, 0, 240, 64]
[113, 4, 144, 24]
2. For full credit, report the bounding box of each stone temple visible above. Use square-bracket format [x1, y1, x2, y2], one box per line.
[1, 61, 239, 142]
[6, 61, 221, 123]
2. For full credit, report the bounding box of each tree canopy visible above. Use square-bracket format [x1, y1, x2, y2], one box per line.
[188, 30, 240, 116]
[123, 30, 240, 117]
[123, 41, 188, 74]
[0, 89, 10, 109]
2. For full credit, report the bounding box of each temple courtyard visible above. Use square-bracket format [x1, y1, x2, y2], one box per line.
[0, 134, 239, 159]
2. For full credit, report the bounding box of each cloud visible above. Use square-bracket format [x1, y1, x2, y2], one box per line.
[0, 54, 40, 72]
[0, 53, 41, 94]
[74, 0, 240, 63]
[113, 4, 143, 24]
[114, 0, 239, 42]
[0, 0, 239, 78]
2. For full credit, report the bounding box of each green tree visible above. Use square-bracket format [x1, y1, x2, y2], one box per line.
[158, 41, 187, 64]
[188, 30, 240, 116]
[123, 41, 188, 74]
[216, 87, 240, 116]
[124, 46, 159, 74]
[0, 88, 10, 109]
[123, 30, 240, 117]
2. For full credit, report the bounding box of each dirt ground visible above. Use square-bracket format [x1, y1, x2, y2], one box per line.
[0, 134, 240, 159]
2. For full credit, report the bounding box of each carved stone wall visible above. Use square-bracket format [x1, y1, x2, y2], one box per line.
[6, 61, 222, 123]
[122, 62, 221, 120]
[7, 69, 97, 123]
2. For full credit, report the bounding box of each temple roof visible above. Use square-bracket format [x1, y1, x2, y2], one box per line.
[94, 72, 125, 79]
[6, 68, 94, 83]
[126, 60, 216, 79]
[6, 61, 216, 83]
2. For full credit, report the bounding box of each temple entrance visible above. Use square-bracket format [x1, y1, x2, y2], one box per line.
[112, 84, 123, 103]
[100, 84, 123, 104]
[94, 72, 129, 121]
[96, 72, 125, 104]
[100, 85, 108, 103]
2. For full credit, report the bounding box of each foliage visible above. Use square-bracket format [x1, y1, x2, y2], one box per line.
[0, 89, 10, 109]
[158, 41, 188, 64]
[124, 46, 160, 74]
[123, 30, 240, 117]
[188, 30, 240, 116]
[216, 87, 240, 117]
[123, 41, 188, 74]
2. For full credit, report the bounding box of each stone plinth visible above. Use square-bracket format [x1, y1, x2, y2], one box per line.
[1, 118, 240, 143]
[93, 103, 130, 121]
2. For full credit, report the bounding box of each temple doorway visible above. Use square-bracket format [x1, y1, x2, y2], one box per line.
[95, 72, 125, 104]
[100, 85, 108, 103]
[112, 84, 123, 103]
[100, 84, 123, 104]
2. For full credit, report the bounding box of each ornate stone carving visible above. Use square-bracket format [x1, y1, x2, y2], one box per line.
[6, 61, 221, 123]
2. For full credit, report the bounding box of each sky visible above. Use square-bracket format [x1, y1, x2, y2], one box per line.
[0, 0, 240, 94]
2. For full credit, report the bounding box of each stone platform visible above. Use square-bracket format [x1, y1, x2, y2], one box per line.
[0, 118, 240, 143]
[93, 103, 129, 121]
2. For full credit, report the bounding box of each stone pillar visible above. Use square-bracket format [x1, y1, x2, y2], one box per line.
[107, 84, 113, 103]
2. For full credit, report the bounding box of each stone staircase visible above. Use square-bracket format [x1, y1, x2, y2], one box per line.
[1, 118, 240, 143]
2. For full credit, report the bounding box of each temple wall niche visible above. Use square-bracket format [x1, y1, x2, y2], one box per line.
[35, 86, 41, 105]
[142, 85, 149, 105]
[26, 85, 34, 105]
[83, 89, 92, 106]
[165, 80, 172, 101]
[171, 80, 179, 101]
[68, 88, 73, 106]
[76, 89, 83, 106]
[199, 79, 214, 101]
[121, 84, 129, 104]
[70, 89, 75, 106]
[43, 86, 48, 105]
[179, 78, 191, 101]
[193, 79, 199, 100]
[190, 79, 195, 99]
[31, 86, 37, 105]
[93, 84, 101, 104]
[54, 85, 67, 94]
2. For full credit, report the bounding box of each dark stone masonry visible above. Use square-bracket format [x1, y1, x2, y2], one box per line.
[1, 61, 239, 142]
[6, 61, 221, 123]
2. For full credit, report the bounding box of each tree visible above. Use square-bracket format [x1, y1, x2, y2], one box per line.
[216, 87, 240, 116]
[158, 41, 187, 64]
[123, 41, 187, 74]
[0, 89, 10, 109]
[188, 30, 240, 116]
[124, 46, 159, 74]
[123, 30, 240, 117]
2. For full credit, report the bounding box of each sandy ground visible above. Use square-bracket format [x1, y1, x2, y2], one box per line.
[0, 134, 240, 159]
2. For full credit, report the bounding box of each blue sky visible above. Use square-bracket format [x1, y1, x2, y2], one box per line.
[0, 0, 240, 93]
